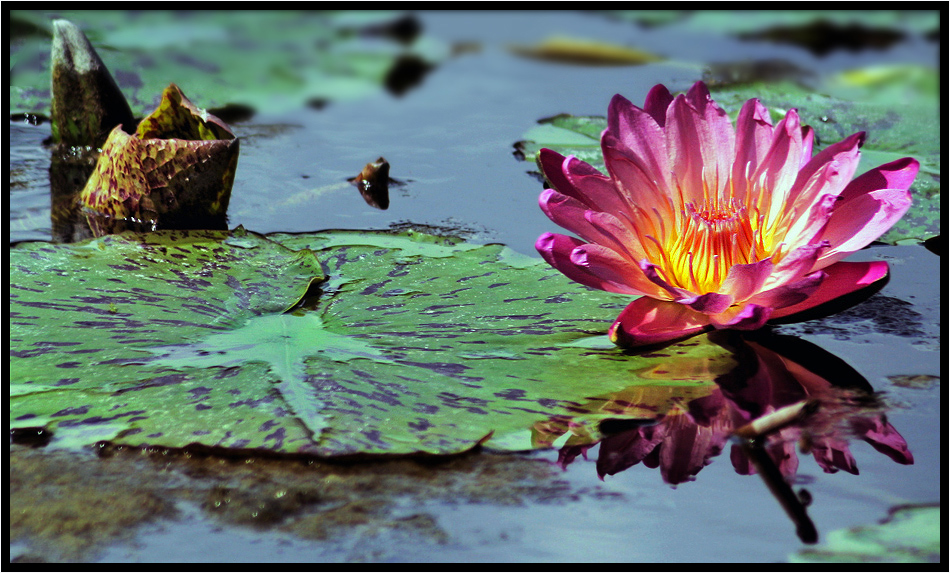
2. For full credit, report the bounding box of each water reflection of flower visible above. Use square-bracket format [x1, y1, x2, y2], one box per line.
[536, 82, 918, 347]
[553, 332, 912, 485]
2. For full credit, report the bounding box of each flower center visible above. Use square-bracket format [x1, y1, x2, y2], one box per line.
[663, 198, 760, 294]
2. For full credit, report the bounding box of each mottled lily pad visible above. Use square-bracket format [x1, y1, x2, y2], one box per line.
[10, 228, 736, 456]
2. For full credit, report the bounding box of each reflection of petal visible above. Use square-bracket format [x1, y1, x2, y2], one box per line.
[557, 444, 590, 469]
[554, 331, 913, 510]
[657, 409, 730, 485]
[808, 436, 859, 475]
[596, 425, 665, 478]
[730, 438, 799, 478]
[851, 416, 915, 465]
[596, 399, 735, 485]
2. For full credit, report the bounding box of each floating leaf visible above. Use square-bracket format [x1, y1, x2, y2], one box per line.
[508, 36, 664, 66]
[515, 114, 605, 172]
[10, 228, 324, 450]
[10, 229, 737, 456]
[601, 10, 939, 38]
[9, 10, 449, 116]
[790, 505, 941, 563]
[708, 79, 939, 243]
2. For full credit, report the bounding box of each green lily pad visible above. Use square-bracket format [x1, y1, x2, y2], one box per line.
[507, 36, 665, 66]
[601, 10, 939, 37]
[790, 505, 941, 563]
[709, 79, 939, 244]
[516, 114, 606, 171]
[10, 228, 735, 456]
[9, 10, 448, 116]
[515, 73, 940, 244]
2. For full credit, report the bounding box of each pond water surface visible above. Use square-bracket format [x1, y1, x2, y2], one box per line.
[9, 10, 941, 563]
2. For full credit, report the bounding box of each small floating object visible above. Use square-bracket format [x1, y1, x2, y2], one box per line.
[733, 399, 818, 439]
[350, 156, 391, 210]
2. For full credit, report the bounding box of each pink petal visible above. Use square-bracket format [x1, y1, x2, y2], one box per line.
[563, 155, 630, 215]
[606, 95, 672, 195]
[811, 438, 859, 475]
[769, 261, 888, 320]
[794, 132, 865, 196]
[782, 191, 839, 248]
[643, 84, 674, 126]
[815, 187, 913, 268]
[539, 189, 633, 257]
[838, 156, 919, 204]
[638, 259, 692, 298]
[851, 417, 914, 465]
[687, 292, 735, 314]
[749, 269, 827, 312]
[750, 109, 803, 225]
[665, 89, 735, 206]
[639, 259, 734, 313]
[571, 242, 666, 297]
[585, 210, 651, 261]
[719, 258, 775, 302]
[762, 242, 828, 291]
[538, 148, 575, 194]
[687, 82, 737, 192]
[731, 97, 773, 201]
[608, 297, 713, 347]
[536, 232, 640, 295]
[601, 134, 672, 218]
[786, 133, 862, 209]
[800, 125, 815, 166]
[710, 303, 772, 330]
[596, 427, 665, 477]
[667, 83, 736, 202]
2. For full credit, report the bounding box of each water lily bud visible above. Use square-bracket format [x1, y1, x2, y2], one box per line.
[79, 84, 239, 234]
[50, 19, 135, 148]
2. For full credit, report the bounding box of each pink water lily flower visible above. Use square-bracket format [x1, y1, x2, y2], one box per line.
[536, 81, 918, 347]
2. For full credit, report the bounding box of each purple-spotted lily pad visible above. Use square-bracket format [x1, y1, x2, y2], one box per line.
[10, 228, 736, 456]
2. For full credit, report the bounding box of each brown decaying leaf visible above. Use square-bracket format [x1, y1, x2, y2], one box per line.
[350, 157, 391, 210]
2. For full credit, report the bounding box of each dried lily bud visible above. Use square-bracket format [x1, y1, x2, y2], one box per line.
[350, 157, 390, 210]
[79, 84, 240, 233]
[50, 19, 135, 148]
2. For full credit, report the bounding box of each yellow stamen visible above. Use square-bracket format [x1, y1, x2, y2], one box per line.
[660, 193, 776, 294]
